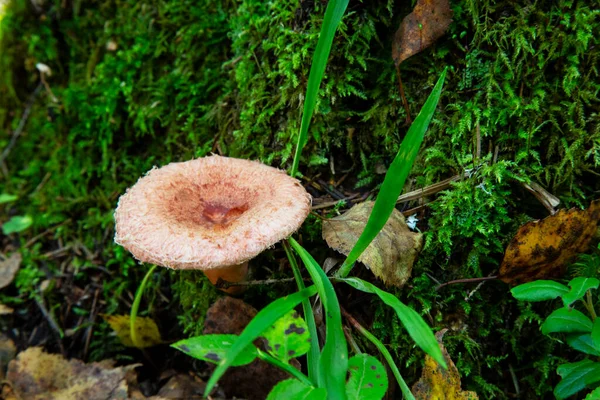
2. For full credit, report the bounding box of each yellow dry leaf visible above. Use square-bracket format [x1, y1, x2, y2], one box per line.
[499, 199, 600, 285]
[412, 330, 479, 400]
[6, 347, 138, 400]
[104, 314, 162, 348]
[322, 201, 422, 287]
[0, 252, 21, 289]
[0, 303, 13, 315]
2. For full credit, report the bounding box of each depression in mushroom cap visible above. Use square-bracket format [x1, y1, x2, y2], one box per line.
[114, 155, 312, 271]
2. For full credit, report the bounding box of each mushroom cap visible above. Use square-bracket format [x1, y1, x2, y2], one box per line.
[114, 155, 311, 270]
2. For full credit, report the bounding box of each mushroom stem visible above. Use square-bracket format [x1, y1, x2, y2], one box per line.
[203, 262, 249, 295]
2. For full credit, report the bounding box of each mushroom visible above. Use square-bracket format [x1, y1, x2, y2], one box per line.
[114, 155, 311, 294]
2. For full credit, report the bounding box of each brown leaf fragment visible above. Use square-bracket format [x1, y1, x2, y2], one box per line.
[0, 253, 21, 289]
[0, 303, 13, 315]
[392, 0, 453, 66]
[0, 334, 16, 380]
[322, 201, 422, 287]
[203, 297, 297, 400]
[499, 199, 600, 285]
[412, 329, 479, 399]
[6, 347, 139, 400]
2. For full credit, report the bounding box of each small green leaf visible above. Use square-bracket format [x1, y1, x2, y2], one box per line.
[555, 360, 600, 399]
[585, 386, 600, 400]
[562, 277, 600, 307]
[510, 280, 569, 302]
[592, 318, 600, 350]
[0, 194, 17, 204]
[266, 379, 327, 400]
[2, 215, 33, 234]
[541, 307, 593, 335]
[346, 354, 388, 400]
[341, 277, 445, 368]
[262, 309, 311, 363]
[172, 334, 258, 367]
[566, 333, 600, 356]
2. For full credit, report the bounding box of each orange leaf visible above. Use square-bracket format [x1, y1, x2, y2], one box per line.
[499, 200, 600, 285]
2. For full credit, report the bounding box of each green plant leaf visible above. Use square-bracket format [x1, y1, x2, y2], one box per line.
[341, 277, 446, 368]
[290, 0, 350, 177]
[555, 359, 600, 399]
[0, 194, 17, 204]
[592, 318, 600, 350]
[290, 237, 348, 399]
[2, 215, 32, 234]
[172, 334, 258, 366]
[266, 379, 327, 400]
[585, 386, 600, 400]
[337, 68, 447, 278]
[562, 277, 600, 307]
[510, 280, 569, 302]
[262, 309, 311, 363]
[204, 286, 318, 398]
[346, 354, 388, 400]
[566, 333, 600, 356]
[541, 307, 593, 335]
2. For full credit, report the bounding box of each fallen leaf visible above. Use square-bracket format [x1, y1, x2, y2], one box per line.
[323, 201, 422, 287]
[156, 374, 206, 399]
[0, 334, 16, 380]
[499, 200, 600, 285]
[0, 304, 13, 314]
[412, 330, 479, 399]
[104, 314, 162, 348]
[6, 347, 138, 400]
[392, 0, 453, 66]
[0, 253, 21, 289]
[202, 297, 297, 400]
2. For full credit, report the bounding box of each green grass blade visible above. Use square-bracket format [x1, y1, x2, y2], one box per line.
[290, 0, 350, 177]
[341, 277, 446, 368]
[204, 286, 318, 397]
[337, 68, 447, 278]
[284, 241, 321, 384]
[289, 238, 348, 399]
[130, 264, 157, 348]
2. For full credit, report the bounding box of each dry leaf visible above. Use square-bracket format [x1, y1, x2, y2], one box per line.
[0, 253, 21, 289]
[412, 329, 479, 399]
[499, 200, 600, 285]
[322, 201, 422, 287]
[104, 314, 162, 348]
[0, 334, 16, 380]
[0, 304, 13, 315]
[392, 0, 453, 66]
[6, 347, 138, 400]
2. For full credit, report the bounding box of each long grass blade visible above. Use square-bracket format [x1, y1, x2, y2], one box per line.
[289, 238, 348, 399]
[204, 286, 318, 397]
[336, 68, 447, 278]
[290, 0, 350, 177]
[283, 241, 321, 384]
[341, 277, 446, 368]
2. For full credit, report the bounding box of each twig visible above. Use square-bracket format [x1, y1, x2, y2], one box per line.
[395, 66, 412, 125]
[0, 83, 43, 165]
[24, 219, 72, 248]
[215, 277, 311, 289]
[311, 194, 359, 210]
[397, 173, 469, 204]
[83, 288, 100, 360]
[435, 276, 498, 291]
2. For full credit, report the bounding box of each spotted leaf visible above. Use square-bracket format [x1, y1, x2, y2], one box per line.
[261, 309, 310, 363]
[346, 354, 388, 400]
[172, 334, 258, 367]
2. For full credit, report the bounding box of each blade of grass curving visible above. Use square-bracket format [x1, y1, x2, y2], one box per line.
[290, 0, 350, 177]
[341, 277, 446, 368]
[204, 286, 318, 397]
[289, 237, 348, 399]
[336, 68, 447, 278]
[283, 241, 320, 384]
[257, 349, 313, 386]
[341, 308, 415, 400]
[130, 264, 157, 348]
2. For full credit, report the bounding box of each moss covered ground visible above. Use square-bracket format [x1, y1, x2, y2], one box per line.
[1, 0, 599, 398]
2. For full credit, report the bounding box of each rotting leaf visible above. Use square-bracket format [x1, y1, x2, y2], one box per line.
[499, 200, 600, 285]
[0, 253, 21, 290]
[104, 314, 162, 348]
[262, 309, 310, 363]
[392, 0, 453, 66]
[412, 329, 479, 400]
[6, 347, 138, 400]
[323, 201, 422, 287]
[172, 334, 258, 367]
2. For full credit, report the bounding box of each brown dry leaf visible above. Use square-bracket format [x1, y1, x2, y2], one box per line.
[104, 314, 162, 348]
[0, 334, 16, 380]
[0, 253, 21, 289]
[0, 303, 13, 315]
[412, 330, 479, 399]
[6, 347, 139, 400]
[392, 0, 453, 66]
[499, 199, 600, 285]
[322, 201, 422, 287]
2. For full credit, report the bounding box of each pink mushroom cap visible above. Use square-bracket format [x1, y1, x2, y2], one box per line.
[114, 155, 312, 270]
